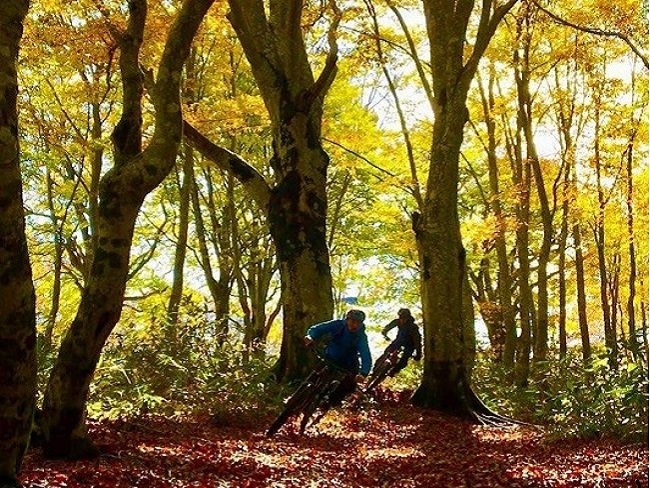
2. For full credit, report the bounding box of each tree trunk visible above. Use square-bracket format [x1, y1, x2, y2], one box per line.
[551, 53, 583, 362]
[166, 147, 192, 327]
[557, 161, 569, 359]
[411, 0, 515, 415]
[188, 0, 340, 381]
[572, 196, 591, 363]
[478, 69, 516, 369]
[513, 155, 534, 387]
[411, 86, 482, 411]
[270, 137, 334, 380]
[513, 9, 551, 363]
[471, 259, 505, 360]
[506, 64, 534, 386]
[609, 253, 621, 356]
[0, 2, 37, 484]
[190, 165, 231, 340]
[625, 142, 638, 359]
[593, 102, 617, 370]
[166, 52, 198, 327]
[41, 0, 214, 458]
[640, 277, 648, 360]
[43, 169, 64, 352]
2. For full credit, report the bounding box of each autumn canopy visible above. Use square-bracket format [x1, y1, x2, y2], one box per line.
[0, 0, 647, 486]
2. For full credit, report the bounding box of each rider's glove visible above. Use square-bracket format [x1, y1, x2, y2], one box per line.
[355, 374, 366, 384]
[303, 335, 314, 347]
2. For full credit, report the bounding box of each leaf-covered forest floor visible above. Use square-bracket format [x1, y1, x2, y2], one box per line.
[21, 391, 648, 488]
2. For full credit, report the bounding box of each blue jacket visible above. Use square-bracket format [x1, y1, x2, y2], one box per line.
[307, 319, 372, 375]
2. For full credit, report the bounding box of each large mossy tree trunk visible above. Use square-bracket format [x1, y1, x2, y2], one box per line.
[0, 1, 37, 485]
[228, 0, 338, 381]
[41, 0, 214, 459]
[411, 0, 516, 416]
[186, 0, 341, 381]
[270, 155, 334, 380]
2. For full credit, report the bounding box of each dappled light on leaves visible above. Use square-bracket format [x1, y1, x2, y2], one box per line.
[21, 395, 647, 487]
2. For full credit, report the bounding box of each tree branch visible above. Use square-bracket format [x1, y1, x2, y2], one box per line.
[303, 0, 341, 111]
[464, 0, 519, 84]
[321, 136, 397, 178]
[385, 0, 435, 110]
[531, 0, 648, 69]
[183, 121, 272, 210]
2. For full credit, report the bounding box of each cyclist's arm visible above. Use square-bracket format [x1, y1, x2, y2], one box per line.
[358, 332, 372, 376]
[381, 319, 398, 339]
[306, 319, 340, 341]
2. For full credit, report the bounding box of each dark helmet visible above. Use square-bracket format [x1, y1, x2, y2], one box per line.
[346, 309, 366, 323]
[398, 308, 412, 318]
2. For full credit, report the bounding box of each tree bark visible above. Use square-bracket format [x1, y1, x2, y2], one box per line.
[166, 147, 193, 327]
[411, 0, 517, 416]
[593, 100, 617, 370]
[0, 1, 37, 484]
[624, 142, 638, 359]
[565, 149, 591, 364]
[41, 0, 214, 459]
[478, 69, 516, 369]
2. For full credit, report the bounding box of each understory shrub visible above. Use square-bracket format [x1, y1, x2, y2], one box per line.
[38, 300, 288, 421]
[473, 348, 649, 441]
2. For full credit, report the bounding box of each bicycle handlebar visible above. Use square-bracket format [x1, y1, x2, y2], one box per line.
[308, 344, 356, 377]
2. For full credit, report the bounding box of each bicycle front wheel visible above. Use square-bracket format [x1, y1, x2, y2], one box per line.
[266, 380, 315, 437]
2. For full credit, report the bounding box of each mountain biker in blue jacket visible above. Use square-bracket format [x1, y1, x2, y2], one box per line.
[303, 309, 372, 405]
[373, 308, 422, 377]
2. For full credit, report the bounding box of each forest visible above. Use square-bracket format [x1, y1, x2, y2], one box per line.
[0, 0, 648, 486]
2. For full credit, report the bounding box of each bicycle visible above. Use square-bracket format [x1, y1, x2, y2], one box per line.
[266, 349, 355, 437]
[364, 346, 403, 393]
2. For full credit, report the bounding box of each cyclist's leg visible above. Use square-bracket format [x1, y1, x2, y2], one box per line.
[327, 373, 356, 407]
[371, 343, 396, 376]
[390, 347, 413, 376]
[299, 367, 346, 433]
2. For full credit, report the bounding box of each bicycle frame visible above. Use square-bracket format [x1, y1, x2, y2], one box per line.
[364, 346, 404, 393]
[266, 347, 355, 436]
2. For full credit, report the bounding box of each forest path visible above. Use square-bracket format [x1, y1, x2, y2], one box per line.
[21, 394, 647, 487]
